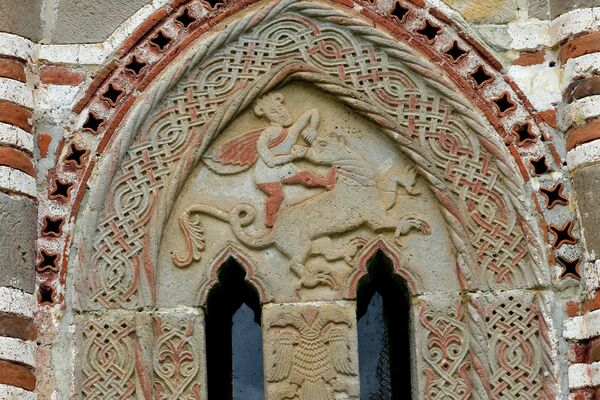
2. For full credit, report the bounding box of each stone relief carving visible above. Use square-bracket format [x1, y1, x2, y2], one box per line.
[83, 0, 545, 310]
[419, 300, 472, 400]
[153, 312, 205, 399]
[172, 90, 430, 293]
[80, 315, 149, 399]
[263, 303, 359, 400]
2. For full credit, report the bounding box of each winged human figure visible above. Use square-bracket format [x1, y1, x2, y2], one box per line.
[204, 91, 337, 227]
[266, 306, 357, 400]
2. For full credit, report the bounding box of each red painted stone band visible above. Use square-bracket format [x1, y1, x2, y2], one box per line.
[560, 31, 600, 64]
[0, 313, 35, 340]
[0, 100, 33, 133]
[567, 118, 600, 150]
[0, 359, 36, 391]
[0, 147, 34, 176]
[0, 57, 26, 83]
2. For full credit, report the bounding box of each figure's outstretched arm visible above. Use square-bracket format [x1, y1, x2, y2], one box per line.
[257, 129, 307, 166]
[288, 108, 320, 143]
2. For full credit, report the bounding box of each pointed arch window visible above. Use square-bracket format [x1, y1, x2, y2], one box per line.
[357, 251, 413, 399]
[205, 259, 264, 400]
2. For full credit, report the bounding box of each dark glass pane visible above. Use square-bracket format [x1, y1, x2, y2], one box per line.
[232, 303, 264, 400]
[357, 251, 412, 400]
[358, 292, 391, 400]
[205, 259, 264, 400]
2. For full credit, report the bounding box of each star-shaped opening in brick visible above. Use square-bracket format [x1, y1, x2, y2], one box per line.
[445, 41, 468, 62]
[493, 92, 516, 116]
[511, 123, 536, 146]
[416, 20, 441, 42]
[548, 221, 576, 249]
[100, 83, 125, 107]
[203, 0, 227, 10]
[49, 179, 73, 202]
[38, 285, 55, 305]
[64, 143, 89, 169]
[37, 250, 59, 273]
[150, 30, 172, 51]
[539, 183, 568, 209]
[82, 112, 104, 134]
[530, 156, 549, 176]
[469, 65, 493, 88]
[125, 56, 147, 76]
[557, 256, 581, 280]
[389, 1, 409, 21]
[42, 216, 65, 238]
[176, 8, 197, 28]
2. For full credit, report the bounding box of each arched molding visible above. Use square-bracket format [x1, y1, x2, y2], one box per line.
[34, 0, 581, 310]
[346, 236, 422, 297]
[197, 243, 271, 305]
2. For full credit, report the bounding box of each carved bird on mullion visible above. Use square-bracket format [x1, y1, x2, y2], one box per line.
[267, 307, 356, 400]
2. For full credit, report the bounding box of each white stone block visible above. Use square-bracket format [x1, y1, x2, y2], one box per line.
[0, 384, 36, 400]
[0, 337, 36, 367]
[0, 287, 35, 318]
[0, 78, 33, 109]
[0, 166, 36, 197]
[0, 123, 34, 153]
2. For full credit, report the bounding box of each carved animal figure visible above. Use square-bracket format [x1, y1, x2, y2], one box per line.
[266, 307, 356, 400]
[175, 133, 430, 287]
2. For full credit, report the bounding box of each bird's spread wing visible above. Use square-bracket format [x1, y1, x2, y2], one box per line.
[327, 328, 355, 376]
[267, 331, 295, 382]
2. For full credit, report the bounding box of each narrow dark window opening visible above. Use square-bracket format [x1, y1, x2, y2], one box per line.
[357, 251, 412, 400]
[205, 259, 264, 400]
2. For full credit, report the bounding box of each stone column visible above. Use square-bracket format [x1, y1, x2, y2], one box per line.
[262, 301, 360, 400]
[0, 32, 37, 399]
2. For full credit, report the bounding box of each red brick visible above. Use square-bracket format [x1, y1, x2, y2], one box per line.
[0, 146, 34, 176]
[0, 359, 35, 391]
[0, 313, 35, 340]
[567, 118, 600, 150]
[0, 57, 26, 82]
[40, 65, 85, 86]
[513, 49, 545, 66]
[560, 31, 600, 64]
[0, 100, 32, 132]
[38, 134, 52, 158]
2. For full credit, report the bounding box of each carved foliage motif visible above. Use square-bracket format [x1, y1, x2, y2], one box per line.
[81, 318, 138, 399]
[153, 315, 204, 399]
[419, 300, 472, 400]
[89, 0, 543, 307]
[264, 304, 359, 400]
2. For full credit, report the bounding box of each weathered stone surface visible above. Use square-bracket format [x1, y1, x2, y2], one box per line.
[262, 302, 359, 400]
[529, 0, 550, 19]
[550, 0, 600, 18]
[573, 164, 600, 255]
[52, 0, 152, 44]
[444, 0, 518, 24]
[0, 0, 42, 41]
[0, 191, 35, 293]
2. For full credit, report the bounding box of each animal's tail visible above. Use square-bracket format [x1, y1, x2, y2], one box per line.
[186, 203, 274, 249]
